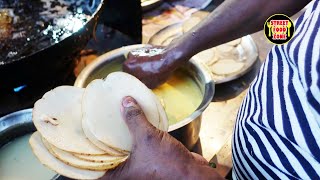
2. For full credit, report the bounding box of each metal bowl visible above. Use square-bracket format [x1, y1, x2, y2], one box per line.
[0, 109, 61, 180]
[75, 44, 215, 150]
[0, 109, 34, 148]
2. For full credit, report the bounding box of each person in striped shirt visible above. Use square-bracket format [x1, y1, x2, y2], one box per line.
[103, 0, 320, 179]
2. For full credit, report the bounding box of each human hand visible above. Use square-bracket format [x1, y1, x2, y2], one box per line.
[101, 96, 223, 180]
[123, 46, 182, 89]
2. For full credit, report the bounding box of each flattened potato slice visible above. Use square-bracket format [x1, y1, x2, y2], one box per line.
[29, 132, 105, 180]
[82, 72, 160, 152]
[32, 86, 106, 155]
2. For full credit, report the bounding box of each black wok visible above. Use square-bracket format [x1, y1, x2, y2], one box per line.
[0, 0, 104, 88]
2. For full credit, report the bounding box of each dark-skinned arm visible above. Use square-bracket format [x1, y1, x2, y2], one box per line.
[167, 0, 311, 62]
[124, 0, 311, 88]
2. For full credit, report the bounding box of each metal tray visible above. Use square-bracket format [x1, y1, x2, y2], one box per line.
[148, 20, 259, 84]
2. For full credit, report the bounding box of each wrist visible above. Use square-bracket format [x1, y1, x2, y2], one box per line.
[159, 161, 220, 180]
[185, 163, 224, 180]
[163, 40, 193, 67]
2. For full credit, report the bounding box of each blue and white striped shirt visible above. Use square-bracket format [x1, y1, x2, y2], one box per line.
[232, 0, 320, 179]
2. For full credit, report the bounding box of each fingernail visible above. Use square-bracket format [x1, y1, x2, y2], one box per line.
[122, 96, 137, 108]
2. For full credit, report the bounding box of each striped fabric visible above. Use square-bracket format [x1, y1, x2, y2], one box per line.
[232, 0, 320, 179]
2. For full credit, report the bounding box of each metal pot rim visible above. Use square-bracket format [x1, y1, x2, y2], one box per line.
[74, 44, 215, 132]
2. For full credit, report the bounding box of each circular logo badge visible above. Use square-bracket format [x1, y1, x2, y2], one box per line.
[264, 14, 295, 45]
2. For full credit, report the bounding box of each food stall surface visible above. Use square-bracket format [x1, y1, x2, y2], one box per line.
[0, 0, 307, 178]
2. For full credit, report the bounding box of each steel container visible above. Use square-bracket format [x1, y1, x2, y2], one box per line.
[74, 44, 215, 150]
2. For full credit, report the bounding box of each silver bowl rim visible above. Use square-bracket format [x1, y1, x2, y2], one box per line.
[0, 109, 33, 133]
[74, 44, 215, 131]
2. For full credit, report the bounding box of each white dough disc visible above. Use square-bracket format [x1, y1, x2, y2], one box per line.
[32, 86, 106, 155]
[29, 132, 105, 180]
[210, 59, 245, 75]
[162, 35, 178, 46]
[82, 72, 160, 152]
[194, 48, 217, 65]
[73, 153, 126, 163]
[215, 45, 239, 60]
[182, 16, 201, 33]
[226, 38, 242, 46]
[82, 115, 128, 156]
[216, 44, 234, 53]
[42, 138, 125, 171]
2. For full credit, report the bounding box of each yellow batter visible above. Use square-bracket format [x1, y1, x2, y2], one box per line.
[153, 71, 202, 125]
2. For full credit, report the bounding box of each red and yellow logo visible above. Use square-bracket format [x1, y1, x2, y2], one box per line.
[264, 14, 295, 45]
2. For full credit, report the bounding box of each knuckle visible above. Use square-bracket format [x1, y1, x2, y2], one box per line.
[125, 108, 143, 120]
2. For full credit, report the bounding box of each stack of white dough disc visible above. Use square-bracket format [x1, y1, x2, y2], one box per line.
[29, 72, 168, 180]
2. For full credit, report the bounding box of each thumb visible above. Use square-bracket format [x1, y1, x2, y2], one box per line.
[121, 96, 156, 142]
